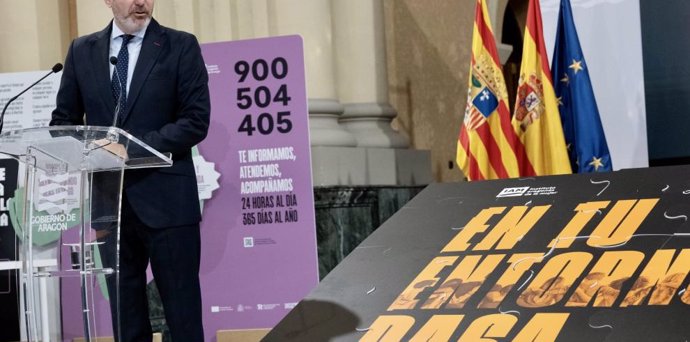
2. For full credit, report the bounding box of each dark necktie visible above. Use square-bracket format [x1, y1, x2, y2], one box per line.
[111, 34, 134, 125]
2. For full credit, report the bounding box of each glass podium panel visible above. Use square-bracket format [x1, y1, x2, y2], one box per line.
[0, 126, 171, 342]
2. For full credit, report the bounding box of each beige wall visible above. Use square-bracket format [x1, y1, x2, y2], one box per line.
[0, 0, 503, 183]
[384, 0, 474, 182]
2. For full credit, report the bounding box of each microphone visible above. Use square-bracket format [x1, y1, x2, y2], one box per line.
[0, 63, 63, 134]
[107, 56, 124, 143]
[110, 56, 125, 128]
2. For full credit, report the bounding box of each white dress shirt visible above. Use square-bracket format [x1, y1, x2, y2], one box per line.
[109, 21, 149, 94]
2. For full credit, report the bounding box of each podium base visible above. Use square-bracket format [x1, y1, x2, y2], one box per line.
[217, 329, 269, 342]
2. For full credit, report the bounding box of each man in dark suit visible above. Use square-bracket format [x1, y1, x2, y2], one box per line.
[50, 0, 209, 341]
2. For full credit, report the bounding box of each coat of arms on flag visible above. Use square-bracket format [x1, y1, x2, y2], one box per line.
[515, 73, 545, 131]
[464, 58, 503, 131]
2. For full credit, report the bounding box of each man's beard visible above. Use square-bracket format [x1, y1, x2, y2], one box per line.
[117, 16, 150, 34]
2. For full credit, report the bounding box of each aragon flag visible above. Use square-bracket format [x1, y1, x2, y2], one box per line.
[456, 0, 534, 181]
[512, 0, 572, 176]
[552, 0, 612, 172]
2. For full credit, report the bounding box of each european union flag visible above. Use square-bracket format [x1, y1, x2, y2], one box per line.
[552, 0, 612, 172]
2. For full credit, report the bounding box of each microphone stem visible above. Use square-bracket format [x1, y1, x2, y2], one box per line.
[0, 70, 57, 134]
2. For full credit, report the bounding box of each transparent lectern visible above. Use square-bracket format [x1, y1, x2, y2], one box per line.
[0, 126, 172, 342]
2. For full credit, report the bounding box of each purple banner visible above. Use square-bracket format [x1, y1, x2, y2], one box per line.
[59, 35, 318, 340]
[198, 35, 319, 335]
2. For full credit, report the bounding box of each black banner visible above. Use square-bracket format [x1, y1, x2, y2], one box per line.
[0, 158, 19, 342]
[267, 166, 690, 341]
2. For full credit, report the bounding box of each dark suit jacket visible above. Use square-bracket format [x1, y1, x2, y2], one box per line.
[50, 19, 210, 228]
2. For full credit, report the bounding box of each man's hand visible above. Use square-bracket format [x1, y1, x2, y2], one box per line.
[92, 138, 128, 160]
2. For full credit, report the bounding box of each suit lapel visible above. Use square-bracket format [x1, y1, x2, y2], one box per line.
[120, 19, 166, 125]
[90, 23, 114, 120]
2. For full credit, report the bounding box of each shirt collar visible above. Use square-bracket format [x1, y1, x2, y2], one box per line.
[110, 19, 149, 41]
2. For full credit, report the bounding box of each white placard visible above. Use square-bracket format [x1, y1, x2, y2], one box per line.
[0, 70, 61, 132]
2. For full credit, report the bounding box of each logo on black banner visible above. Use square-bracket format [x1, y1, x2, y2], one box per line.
[497, 187, 530, 197]
[497, 186, 558, 198]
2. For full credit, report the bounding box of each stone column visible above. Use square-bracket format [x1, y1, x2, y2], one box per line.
[197, 0, 233, 42]
[332, 0, 408, 148]
[156, 0, 234, 43]
[268, 0, 356, 147]
[150, 0, 196, 34]
[0, 0, 70, 71]
[75, 0, 112, 36]
[229, 0, 270, 39]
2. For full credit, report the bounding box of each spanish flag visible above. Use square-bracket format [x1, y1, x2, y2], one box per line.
[457, 0, 532, 181]
[512, 0, 572, 176]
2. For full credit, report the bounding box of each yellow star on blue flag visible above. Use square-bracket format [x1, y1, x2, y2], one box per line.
[589, 156, 604, 171]
[569, 59, 584, 74]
